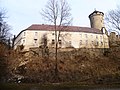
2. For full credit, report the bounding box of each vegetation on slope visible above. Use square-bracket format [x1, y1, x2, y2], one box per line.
[4, 46, 120, 84]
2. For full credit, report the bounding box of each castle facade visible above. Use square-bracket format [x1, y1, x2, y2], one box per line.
[14, 11, 109, 50]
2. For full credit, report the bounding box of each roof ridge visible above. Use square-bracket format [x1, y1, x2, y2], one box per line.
[25, 24, 102, 34]
[29, 24, 92, 28]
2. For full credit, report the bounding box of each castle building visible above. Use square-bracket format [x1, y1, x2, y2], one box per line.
[14, 11, 109, 50]
[109, 32, 120, 47]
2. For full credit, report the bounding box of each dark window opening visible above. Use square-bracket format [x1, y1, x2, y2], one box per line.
[59, 40, 62, 44]
[52, 39, 55, 44]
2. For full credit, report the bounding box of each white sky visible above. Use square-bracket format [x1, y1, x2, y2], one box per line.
[0, 0, 119, 35]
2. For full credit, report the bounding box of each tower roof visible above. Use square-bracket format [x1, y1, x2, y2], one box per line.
[89, 10, 104, 18]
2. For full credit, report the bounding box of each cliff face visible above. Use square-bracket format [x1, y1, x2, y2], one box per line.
[8, 47, 120, 84]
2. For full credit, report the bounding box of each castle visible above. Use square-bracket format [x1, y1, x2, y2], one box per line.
[14, 11, 109, 50]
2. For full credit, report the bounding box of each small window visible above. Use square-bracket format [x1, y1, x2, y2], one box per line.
[80, 34, 82, 38]
[59, 40, 62, 44]
[86, 40, 88, 45]
[69, 41, 71, 45]
[91, 41, 94, 44]
[97, 42, 99, 45]
[100, 36, 102, 40]
[69, 41, 71, 44]
[85, 34, 87, 38]
[23, 40, 25, 43]
[96, 41, 99, 46]
[52, 33, 55, 35]
[96, 35, 98, 39]
[105, 42, 108, 45]
[101, 42, 103, 46]
[34, 39, 37, 43]
[52, 39, 55, 44]
[91, 35, 93, 38]
[24, 32, 26, 36]
[35, 32, 38, 36]
[23, 39, 25, 44]
[80, 40, 82, 45]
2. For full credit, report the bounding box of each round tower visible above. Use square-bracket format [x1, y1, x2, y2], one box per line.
[89, 10, 104, 30]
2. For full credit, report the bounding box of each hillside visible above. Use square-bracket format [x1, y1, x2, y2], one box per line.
[5, 46, 120, 84]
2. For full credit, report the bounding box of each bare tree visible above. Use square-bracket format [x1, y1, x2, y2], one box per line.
[0, 22, 11, 42]
[0, 9, 11, 43]
[105, 6, 120, 33]
[0, 9, 11, 82]
[41, 0, 72, 81]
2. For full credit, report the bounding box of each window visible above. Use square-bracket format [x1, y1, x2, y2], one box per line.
[24, 32, 26, 36]
[69, 41, 71, 45]
[52, 39, 55, 44]
[94, 41, 99, 46]
[79, 40, 82, 45]
[91, 41, 94, 44]
[105, 42, 108, 45]
[101, 42, 103, 46]
[85, 34, 87, 38]
[91, 35, 93, 38]
[34, 32, 38, 40]
[52, 33, 55, 35]
[96, 35, 98, 39]
[97, 42, 99, 45]
[100, 36, 102, 40]
[23, 40, 25, 43]
[23, 39, 25, 44]
[35, 32, 38, 35]
[58, 40, 62, 48]
[80, 34, 82, 38]
[34, 39, 37, 43]
[59, 40, 62, 44]
[86, 40, 88, 45]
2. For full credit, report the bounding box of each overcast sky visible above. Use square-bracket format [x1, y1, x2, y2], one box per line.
[0, 0, 119, 35]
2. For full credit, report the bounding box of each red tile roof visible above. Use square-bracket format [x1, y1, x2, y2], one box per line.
[26, 24, 103, 34]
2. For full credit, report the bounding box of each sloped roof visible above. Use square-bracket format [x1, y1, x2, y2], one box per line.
[26, 24, 103, 34]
